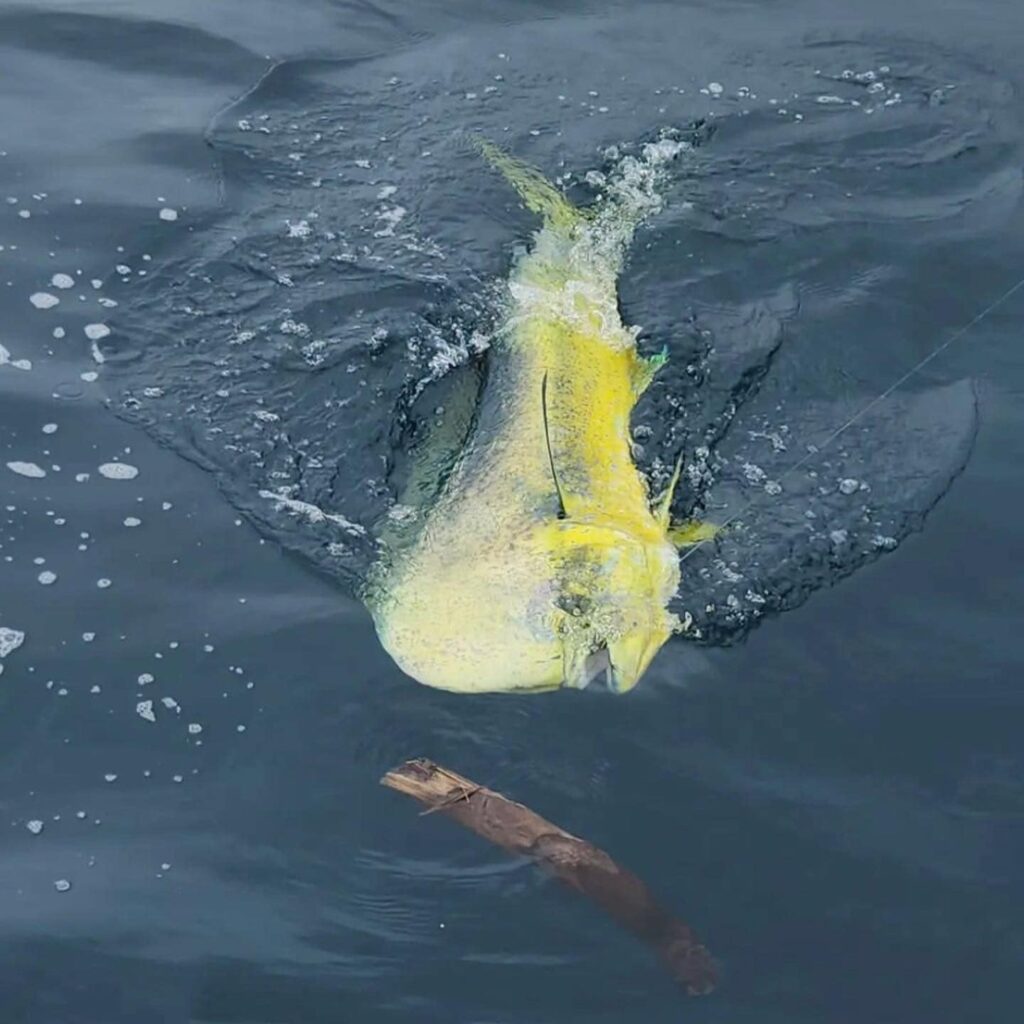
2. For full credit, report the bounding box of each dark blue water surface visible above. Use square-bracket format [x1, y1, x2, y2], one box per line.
[2, 2, 1023, 1022]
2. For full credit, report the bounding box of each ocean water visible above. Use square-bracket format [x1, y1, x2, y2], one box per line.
[1, 1, 1022, 1021]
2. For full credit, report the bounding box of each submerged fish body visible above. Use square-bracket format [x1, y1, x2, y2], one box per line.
[366, 139, 705, 694]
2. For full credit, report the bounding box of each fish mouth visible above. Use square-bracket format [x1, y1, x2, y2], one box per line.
[573, 645, 616, 691]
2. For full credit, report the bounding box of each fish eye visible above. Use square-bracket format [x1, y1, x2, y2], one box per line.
[555, 593, 591, 618]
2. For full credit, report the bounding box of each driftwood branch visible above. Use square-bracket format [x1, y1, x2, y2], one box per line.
[381, 758, 717, 996]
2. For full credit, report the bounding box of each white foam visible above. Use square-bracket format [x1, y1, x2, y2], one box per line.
[51, 273, 74, 289]
[98, 462, 138, 480]
[6, 461, 46, 478]
[29, 292, 59, 309]
[373, 205, 406, 238]
[84, 323, 110, 341]
[0, 626, 25, 658]
[159, 207, 178, 221]
[259, 489, 366, 536]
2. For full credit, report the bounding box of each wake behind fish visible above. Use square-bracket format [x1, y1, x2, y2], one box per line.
[101, 25, 1001, 649]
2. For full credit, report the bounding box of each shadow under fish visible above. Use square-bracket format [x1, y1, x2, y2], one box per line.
[365, 137, 717, 694]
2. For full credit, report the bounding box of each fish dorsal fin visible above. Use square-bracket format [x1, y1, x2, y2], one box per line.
[473, 136, 583, 233]
[541, 372, 568, 520]
[653, 451, 684, 530]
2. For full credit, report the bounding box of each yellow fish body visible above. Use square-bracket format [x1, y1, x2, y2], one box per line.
[366, 139, 713, 693]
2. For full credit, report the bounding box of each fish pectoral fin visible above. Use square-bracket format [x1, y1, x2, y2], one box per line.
[473, 136, 583, 232]
[652, 451, 684, 530]
[632, 346, 668, 397]
[668, 520, 721, 547]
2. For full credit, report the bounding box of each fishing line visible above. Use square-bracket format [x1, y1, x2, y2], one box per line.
[541, 372, 569, 519]
[678, 271, 1024, 563]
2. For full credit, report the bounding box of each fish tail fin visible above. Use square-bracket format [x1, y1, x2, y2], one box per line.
[473, 136, 583, 232]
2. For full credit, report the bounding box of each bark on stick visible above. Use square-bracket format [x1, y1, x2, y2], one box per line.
[381, 757, 717, 995]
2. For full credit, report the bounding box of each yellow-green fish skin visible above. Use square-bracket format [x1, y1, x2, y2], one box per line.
[366, 142, 691, 694]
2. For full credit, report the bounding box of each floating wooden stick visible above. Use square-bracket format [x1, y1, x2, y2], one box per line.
[381, 758, 717, 995]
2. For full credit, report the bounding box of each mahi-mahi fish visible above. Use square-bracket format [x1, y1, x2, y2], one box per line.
[365, 137, 716, 694]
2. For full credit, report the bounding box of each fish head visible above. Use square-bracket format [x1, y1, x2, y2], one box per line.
[368, 516, 681, 695]
[554, 521, 681, 693]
